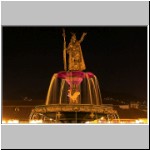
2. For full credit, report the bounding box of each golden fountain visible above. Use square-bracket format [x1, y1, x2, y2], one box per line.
[29, 29, 119, 123]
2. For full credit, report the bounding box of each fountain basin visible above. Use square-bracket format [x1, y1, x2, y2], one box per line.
[29, 104, 119, 123]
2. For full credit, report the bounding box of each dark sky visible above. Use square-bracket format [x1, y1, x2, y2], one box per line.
[2, 26, 147, 101]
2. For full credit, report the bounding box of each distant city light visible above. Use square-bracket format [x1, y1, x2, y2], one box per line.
[7, 119, 19, 124]
[2, 120, 7, 124]
[29, 120, 43, 124]
[1, 118, 147, 124]
[84, 118, 148, 124]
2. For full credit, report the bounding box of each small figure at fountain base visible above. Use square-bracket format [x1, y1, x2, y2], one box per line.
[67, 89, 80, 104]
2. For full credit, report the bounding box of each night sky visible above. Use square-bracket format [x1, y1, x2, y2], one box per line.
[2, 27, 147, 102]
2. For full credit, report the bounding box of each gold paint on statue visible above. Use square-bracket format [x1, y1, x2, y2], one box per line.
[63, 30, 87, 71]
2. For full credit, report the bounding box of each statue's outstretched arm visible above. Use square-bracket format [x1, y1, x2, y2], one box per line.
[79, 32, 87, 43]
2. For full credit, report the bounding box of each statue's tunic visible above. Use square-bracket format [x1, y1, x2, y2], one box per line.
[67, 41, 86, 71]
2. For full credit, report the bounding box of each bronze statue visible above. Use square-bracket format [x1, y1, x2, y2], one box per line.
[62, 29, 87, 71]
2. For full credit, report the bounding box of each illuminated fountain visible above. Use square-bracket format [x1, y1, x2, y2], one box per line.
[29, 29, 119, 123]
[45, 71, 102, 105]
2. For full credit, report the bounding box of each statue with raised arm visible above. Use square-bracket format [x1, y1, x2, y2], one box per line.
[63, 30, 87, 71]
[67, 32, 87, 71]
